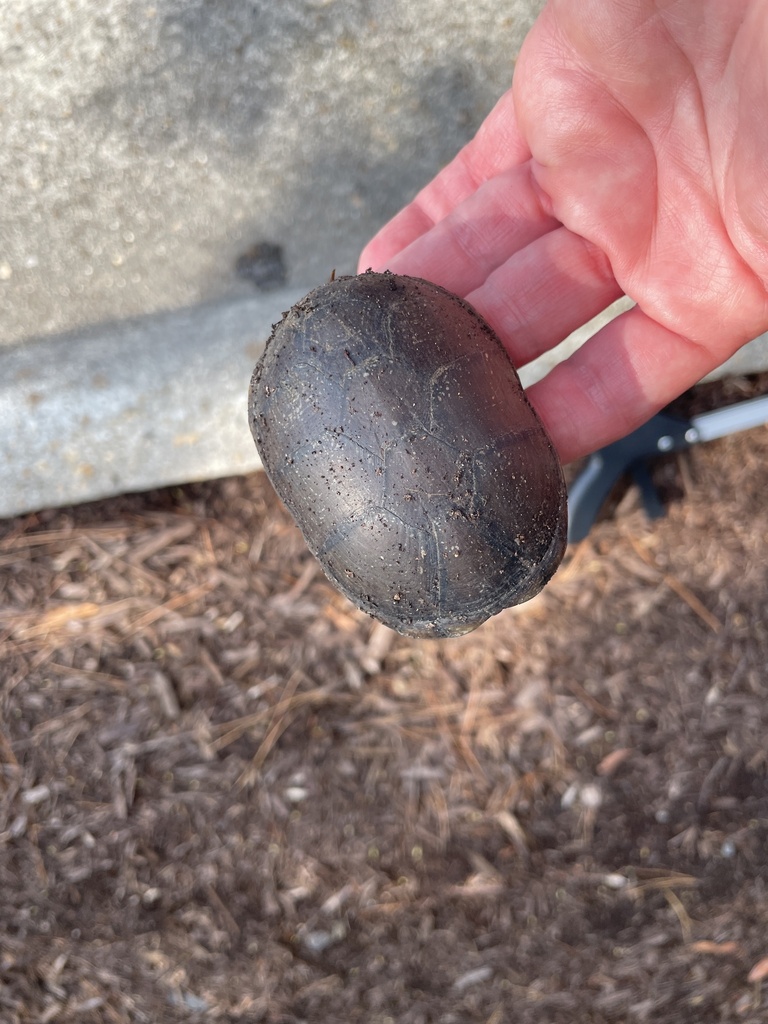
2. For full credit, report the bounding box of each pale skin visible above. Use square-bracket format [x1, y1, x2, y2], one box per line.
[358, 0, 768, 463]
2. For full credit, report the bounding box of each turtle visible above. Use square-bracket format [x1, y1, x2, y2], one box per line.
[248, 271, 567, 638]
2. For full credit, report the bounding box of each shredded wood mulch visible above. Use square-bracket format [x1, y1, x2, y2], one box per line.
[2, 375, 768, 1024]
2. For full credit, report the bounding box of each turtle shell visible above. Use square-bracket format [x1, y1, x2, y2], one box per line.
[248, 271, 567, 638]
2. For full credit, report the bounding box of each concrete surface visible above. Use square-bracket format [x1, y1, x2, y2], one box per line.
[0, 0, 541, 347]
[1, 0, 767, 518]
[0, 289, 303, 519]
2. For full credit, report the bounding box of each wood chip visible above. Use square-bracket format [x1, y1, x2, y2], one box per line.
[689, 940, 742, 956]
[748, 957, 768, 984]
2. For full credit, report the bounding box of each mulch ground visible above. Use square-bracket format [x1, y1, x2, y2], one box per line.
[2, 374, 768, 1024]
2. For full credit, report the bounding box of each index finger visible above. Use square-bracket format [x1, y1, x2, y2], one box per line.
[358, 90, 531, 272]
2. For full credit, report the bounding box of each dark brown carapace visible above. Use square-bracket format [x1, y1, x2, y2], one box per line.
[248, 271, 567, 637]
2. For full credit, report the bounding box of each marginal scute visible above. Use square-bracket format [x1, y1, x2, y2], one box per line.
[248, 271, 567, 638]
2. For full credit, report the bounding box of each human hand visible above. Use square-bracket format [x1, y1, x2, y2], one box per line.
[358, 0, 768, 463]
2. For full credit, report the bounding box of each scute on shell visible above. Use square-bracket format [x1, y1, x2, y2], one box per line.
[248, 271, 567, 638]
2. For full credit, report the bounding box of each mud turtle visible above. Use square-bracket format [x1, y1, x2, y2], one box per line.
[248, 271, 567, 638]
